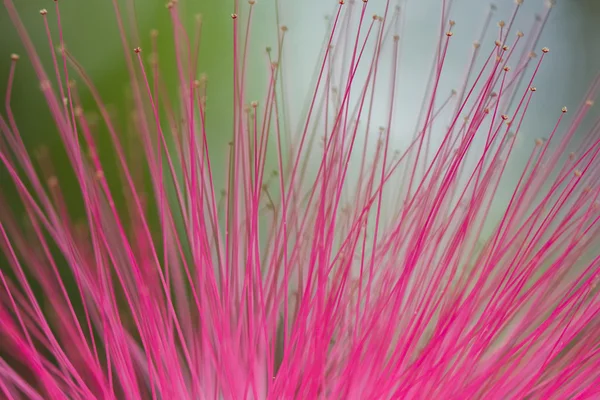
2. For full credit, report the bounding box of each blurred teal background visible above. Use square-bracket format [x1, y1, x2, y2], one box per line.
[278, 0, 600, 241]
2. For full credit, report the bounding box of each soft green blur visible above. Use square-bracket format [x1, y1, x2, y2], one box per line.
[0, 0, 272, 219]
[0, 0, 233, 143]
[0, 0, 277, 340]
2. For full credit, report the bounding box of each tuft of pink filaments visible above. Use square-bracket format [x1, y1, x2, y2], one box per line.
[1, 0, 600, 398]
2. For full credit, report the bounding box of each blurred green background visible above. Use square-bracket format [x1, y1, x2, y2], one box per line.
[0, 0, 277, 220]
[0, 0, 233, 147]
[1, 0, 599, 225]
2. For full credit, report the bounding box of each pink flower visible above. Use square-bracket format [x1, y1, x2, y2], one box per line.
[1, 0, 599, 398]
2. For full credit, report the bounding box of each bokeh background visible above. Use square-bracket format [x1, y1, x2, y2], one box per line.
[0, 0, 599, 227]
[277, 0, 600, 239]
